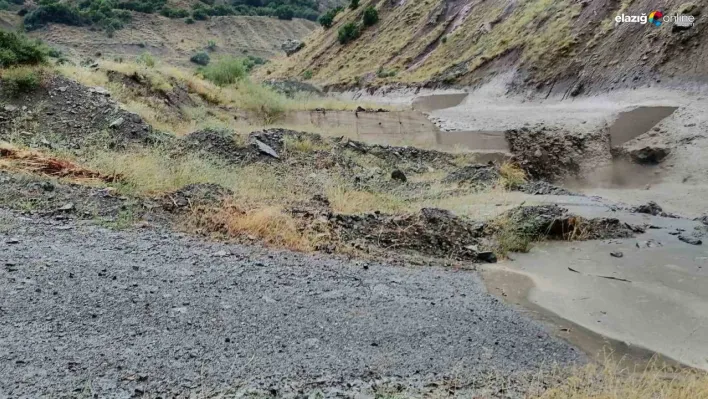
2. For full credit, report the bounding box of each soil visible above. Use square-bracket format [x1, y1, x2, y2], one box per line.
[0, 75, 158, 150]
[0, 208, 584, 398]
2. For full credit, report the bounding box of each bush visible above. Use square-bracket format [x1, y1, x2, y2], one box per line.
[190, 51, 210, 66]
[302, 69, 313, 80]
[338, 22, 360, 44]
[349, 0, 359, 10]
[0, 1, 9, 10]
[206, 40, 217, 51]
[1, 67, 43, 96]
[362, 6, 378, 26]
[136, 52, 156, 67]
[184, 16, 194, 24]
[318, 6, 341, 29]
[0, 31, 48, 68]
[241, 55, 267, 72]
[24, 1, 84, 30]
[192, 7, 208, 20]
[274, 4, 294, 20]
[160, 6, 189, 18]
[199, 57, 246, 86]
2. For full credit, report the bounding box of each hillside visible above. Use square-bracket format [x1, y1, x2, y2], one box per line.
[260, 0, 708, 94]
[0, 10, 317, 64]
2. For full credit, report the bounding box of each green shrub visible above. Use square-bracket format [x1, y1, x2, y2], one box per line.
[362, 6, 378, 26]
[136, 51, 156, 67]
[0, 31, 48, 67]
[338, 22, 360, 44]
[160, 6, 189, 18]
[274, 4, 294, 20]
[241, 55, 267, 72]
[302, 69, 313, 80]
[199, 57, 246, 86]
[184, 16, 194, 23]
[1, 67, 43, 96]
[0, 1, 9, 11]
[206, 40, 217, 51]
[24, 1, 84, 30]
[318, 6, 342, 29]
[349, 0, 359, 10]
[190, 51, 210, 66]
[376, 67, 397, 78]
[192, 7, 208, 20]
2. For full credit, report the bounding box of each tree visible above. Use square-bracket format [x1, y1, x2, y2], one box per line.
[275, 4, 294, 20]
[349, 0, 358, 10]
[190, 51, 210, 66]
[362, 6, 377, 26]
[338, 22, 360, 44]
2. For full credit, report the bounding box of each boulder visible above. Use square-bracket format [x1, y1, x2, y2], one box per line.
[281, 40, 305, 56]
[628, 145, 670, 164]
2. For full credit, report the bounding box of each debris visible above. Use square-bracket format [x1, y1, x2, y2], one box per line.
[631, 201, 663, 216]
[628, 145, 670, 164]
[568, 267, 631, 282]
[610, 251, 624, 258]
[678, 235, 702, 246]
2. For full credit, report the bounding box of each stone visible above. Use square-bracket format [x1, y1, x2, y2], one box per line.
[678, 235, 702, 245]
[631, 201, 662, 216]
[391, 169, 407, 182]
[629, 145, 670, 164]
[89, 86, 111, 96]
[254, 139, 279, 159]
[281, 39, 305, 56]
[610, 251, 624, 258]
[5, 238, 20, 244]
[3, 105, 18, 112]
[109, 118, 124, 129]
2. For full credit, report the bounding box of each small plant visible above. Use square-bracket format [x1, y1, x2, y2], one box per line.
[0, 31, 48, 67]
[349, 0, 359, 10]
[206, 40, 217, 51]
[318, 7, 342, 29]
[1, 66, 44, 96]
[338, 22, 360, 45]
[135, 52, 156, 67]
[376, 67, 397, 78]
[441, 35, 447, 43]
[362, 6, 378, 26]
[498, 162, 527, 190]
[199, 57, 246, 86]
[302, 69, 313, 80]
[184, 17, 195, 24]
[190, 51, 210, 66]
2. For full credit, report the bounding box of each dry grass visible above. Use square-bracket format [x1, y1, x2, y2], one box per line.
[498, 161, 527, 189]
[260, 0, 581, 86]
[192, 204, 327, 252]
[533, 361, 708, 399]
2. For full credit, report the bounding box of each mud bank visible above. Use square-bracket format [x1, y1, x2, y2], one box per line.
[482, 207, 708, 370]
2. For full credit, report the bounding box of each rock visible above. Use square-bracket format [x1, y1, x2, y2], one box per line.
[678, 235, 702, 245]
[109, 117, 125, 129]
[254, 139, 279, 159]
[628, 145, 670, 164]
[569, 82, 584, 97]
[281, 39, 305, 56]
[3, 105, 18, 112]
[213, 250, 229, 257]
[631, 201, 662, 216]
[477, 251, 497, 263]
[89, 86, 111, 96]
[391, 169, 407, 182]
[5, 238, 20, 244]
[695, 215, 708, 226]
[610, 251, 624, 258]
[58, 203, 75, 212]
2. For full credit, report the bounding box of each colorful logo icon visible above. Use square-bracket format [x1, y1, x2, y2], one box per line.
[648, 10, 663, 26]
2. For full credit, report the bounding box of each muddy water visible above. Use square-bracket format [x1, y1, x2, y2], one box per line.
[609, 106, 678, 146]
[412, 93, 468, 113]
[482, 204, 708, 370]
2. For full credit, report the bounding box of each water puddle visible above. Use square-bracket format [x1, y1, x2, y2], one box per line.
[609, 106, 678, 146]
[412, 93, 468, 113]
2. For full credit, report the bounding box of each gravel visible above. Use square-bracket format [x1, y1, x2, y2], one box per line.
[0, 210, 583, 397]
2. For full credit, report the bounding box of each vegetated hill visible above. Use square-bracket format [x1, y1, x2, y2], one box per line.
[16, 12, 317, 65]
[261, 0, 708, 95]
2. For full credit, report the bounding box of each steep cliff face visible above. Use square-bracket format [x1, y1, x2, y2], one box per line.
[260, 0, 708, 94]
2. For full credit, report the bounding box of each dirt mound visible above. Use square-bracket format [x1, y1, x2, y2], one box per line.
[443, 163, 499, 186]
[499, 205, 636, 241]
[181, 129, 261, 164]
[161, 183, 233, 213]
[0, 75, 156, 150]
[506, 126, 610, 181]
[331, 207, 495, 262]
[105, 70, 195, 119]
[518, 181, 578, 196]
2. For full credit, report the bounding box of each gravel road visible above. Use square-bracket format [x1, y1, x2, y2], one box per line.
[0, 210, 582, 398]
